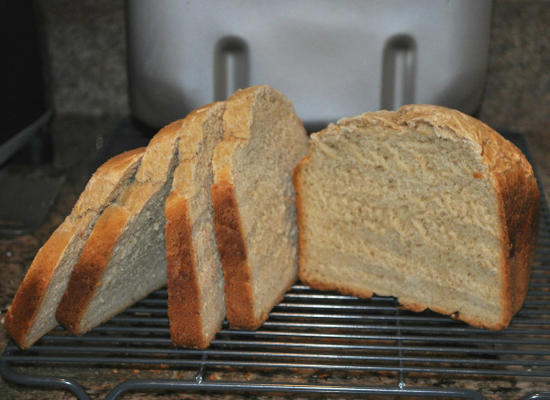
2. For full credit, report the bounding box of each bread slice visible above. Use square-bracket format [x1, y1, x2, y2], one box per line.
[212, 85, 309, 329]
[4, 148, 145, 348]
[165, 102, 226, 348]
[295, 104, 539, 330]
[56, 120, 185, 335]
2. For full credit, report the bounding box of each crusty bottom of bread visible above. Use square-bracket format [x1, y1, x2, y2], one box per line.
[300, 275, 500, 330]
[3, 228, 73, 349]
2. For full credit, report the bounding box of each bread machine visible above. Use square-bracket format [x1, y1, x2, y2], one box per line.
[127, 0, 492, 130]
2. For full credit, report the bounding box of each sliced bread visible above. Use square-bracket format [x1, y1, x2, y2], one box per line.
[165, 102, 226, 348]
[56, 120, 184, 335]
[212, 85, 309, 329]
[294, 104, 539, 330]
[4, 148, 145, 348]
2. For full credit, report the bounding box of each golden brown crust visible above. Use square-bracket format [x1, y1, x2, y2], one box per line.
[490, 143, 539, 321]
[211, 182, 256, 329]
[4, 148, 145, 348]
[55, 205, 130, 334]
[165, 193, 206, 348]
[4, 228, 73, 348]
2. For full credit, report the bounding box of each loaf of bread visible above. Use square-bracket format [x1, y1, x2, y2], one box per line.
[56, 121, 184, 334]
[4, 148, 145, 348]
[294, 105, 539, 330]
[212, 85, 309, 329]
[165, 102, 226, 348]
[7, 90, 538, 351]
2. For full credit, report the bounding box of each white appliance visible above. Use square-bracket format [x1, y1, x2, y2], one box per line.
[127, 0, 492, 130]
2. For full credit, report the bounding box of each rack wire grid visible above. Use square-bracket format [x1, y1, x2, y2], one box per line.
[2, 132, 550, 400]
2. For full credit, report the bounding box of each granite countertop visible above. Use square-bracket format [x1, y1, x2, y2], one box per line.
[0, 114, 549, 399]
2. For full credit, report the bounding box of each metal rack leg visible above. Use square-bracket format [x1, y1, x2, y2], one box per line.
[0, 346, 90, 400]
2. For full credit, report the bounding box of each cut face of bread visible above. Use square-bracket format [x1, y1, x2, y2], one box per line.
[212, 85, 309, 329]
[4, 148, 145, 348]
[165, 102, 226, 348]
[295, 105, 539, 330]
[56, 121, 184, 335]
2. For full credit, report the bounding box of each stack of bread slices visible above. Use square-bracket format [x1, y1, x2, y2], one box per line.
[5, 85, 309, 349]
[3, 86, 539, 350]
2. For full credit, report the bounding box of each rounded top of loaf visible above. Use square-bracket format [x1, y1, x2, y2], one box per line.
[320, 104, 535, 180]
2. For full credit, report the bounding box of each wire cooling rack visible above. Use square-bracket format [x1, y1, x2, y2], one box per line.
[2, 133, 550, 400]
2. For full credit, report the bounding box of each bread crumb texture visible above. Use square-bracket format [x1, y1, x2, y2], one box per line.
[296, 104, 539, 330]
[213, 85, 309, 328]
